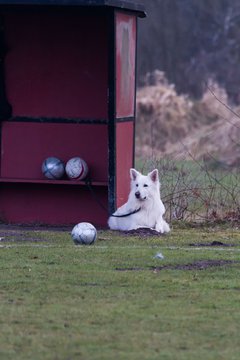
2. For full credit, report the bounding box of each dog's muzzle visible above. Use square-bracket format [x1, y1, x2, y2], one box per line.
[135, 191, 140, 199]
[135, 191, 146, 201]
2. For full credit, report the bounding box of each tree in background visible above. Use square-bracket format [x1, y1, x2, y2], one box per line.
[137, 0, 240, 102]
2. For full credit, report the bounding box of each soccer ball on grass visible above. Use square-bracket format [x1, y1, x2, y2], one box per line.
[71, 222, 97, 245]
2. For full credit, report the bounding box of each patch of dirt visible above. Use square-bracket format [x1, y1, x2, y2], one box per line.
[0, 231, 47, 242]
[164, 259, 238, 271]
[116, 259, 239, 272]
[0, 223, 71, 232]
[120, 228, 163, 237]
[189, 241, 235, 247]
[0, 223, 71, 242]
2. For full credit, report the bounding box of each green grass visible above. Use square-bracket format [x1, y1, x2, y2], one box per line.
[0, 225, 240, 359]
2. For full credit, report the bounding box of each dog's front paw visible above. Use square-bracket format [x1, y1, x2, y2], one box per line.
[155, 220, 170, 234]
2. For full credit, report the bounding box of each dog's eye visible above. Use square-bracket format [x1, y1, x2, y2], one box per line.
[144, 184, 148, 187]
[136, 184, 139, 187]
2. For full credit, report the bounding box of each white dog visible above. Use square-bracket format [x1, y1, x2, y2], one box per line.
[108, 168, 170, 233]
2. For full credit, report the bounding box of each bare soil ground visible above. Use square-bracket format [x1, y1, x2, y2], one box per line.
[116, 259, 239, 272]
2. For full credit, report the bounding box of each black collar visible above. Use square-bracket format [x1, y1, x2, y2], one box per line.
[110, 207, 141, 218]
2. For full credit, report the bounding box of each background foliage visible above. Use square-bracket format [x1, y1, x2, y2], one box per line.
[137, 0, 240, 102]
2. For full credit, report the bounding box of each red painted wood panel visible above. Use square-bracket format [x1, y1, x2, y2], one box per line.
[116, 121, 134, 208]
[0, 183, 108, 227]
[1, 121, 108, 181]
[4, 10, 108, 118]
[116, 12, 136, 118]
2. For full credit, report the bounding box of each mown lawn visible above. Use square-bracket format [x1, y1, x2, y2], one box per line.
[0, 224, 240, 360]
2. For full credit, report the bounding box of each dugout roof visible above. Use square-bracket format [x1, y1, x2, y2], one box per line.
[0, 0, 146, 18]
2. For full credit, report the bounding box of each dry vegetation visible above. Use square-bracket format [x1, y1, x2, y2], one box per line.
[136, 71, 240, 223]
[136, 71, 240, 167]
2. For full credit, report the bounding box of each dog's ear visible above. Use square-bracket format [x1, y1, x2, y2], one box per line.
[130, 168, 140, 181]
[148, 169, 159, 183]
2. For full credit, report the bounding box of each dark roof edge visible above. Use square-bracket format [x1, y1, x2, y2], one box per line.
[0, 0, 146, 18]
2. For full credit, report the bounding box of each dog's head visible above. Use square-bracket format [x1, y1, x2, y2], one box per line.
[130, 168, 160, 202]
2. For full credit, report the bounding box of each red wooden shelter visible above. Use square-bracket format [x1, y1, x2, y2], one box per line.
[0, 0, 145, 227]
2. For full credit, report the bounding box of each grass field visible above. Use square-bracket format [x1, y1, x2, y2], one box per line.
[0, 224, 240, 360]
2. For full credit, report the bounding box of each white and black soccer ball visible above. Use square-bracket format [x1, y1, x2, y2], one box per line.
[71, 222, 97, 245]
[42, 157, 65, 179]
[65, 157, 88, 180]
